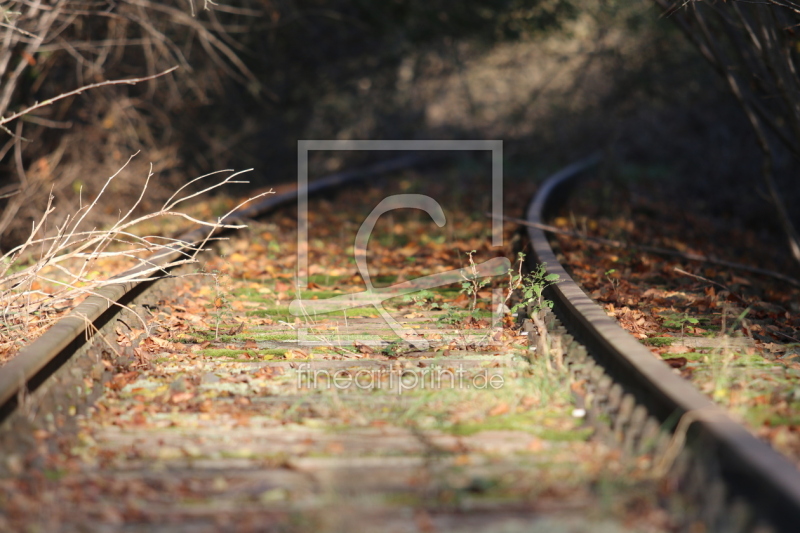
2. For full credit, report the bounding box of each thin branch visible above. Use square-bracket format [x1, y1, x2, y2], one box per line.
[673, 267, 748, 304]
[0, 21, 37, 39]
[0, 66, 178, 127]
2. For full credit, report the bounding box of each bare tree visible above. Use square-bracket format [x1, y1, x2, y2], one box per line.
[0, 0, 263, 246]
[655, 0, 800, 265]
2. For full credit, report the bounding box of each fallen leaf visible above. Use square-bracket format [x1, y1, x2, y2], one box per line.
[354, 341, 374, 354]
[488, 402, 509, 417]
[663, 357, 687, 368]
[107, 371, 139, 390]
[170, 392, 194, 403]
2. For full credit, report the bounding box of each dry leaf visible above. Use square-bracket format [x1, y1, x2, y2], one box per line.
[488, 402, 509, 417]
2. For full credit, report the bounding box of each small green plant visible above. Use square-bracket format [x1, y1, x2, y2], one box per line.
[662, 312, 699, 330]
[604, 268, 619, 296]
[725, 307, 751, 336]
[460, 250, 490, 312]
[381, 340, 407, 357]
[436, 303, 462, 326]
[644, 337, 675, 348]
[402, 289, 437, 311]
[208, 268, 235, 340]
[506, 252, 559, 316]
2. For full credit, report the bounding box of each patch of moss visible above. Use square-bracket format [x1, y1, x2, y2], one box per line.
[643, 337, 674, 348]
[201, 347, 289, 360]
[307, 274, 347, 285]
[245, 310, 290, 319]
[245, 332, 297, 341]
[730, 353, 774, 368]
[43, 469, 65, 481]
[662, 352, 704, 361]
[745, 404, 800, 428]
[202, 348, 247, 358]
[537, 427, 594, 442]
[433, 287, 463, 297]
[261, 348, 289, 356]
[230, 287, 270, 300]
[447, 413, 589, 441]
[298, 290, 346, 299]
[308, 309, 383, 318]
[174, 334, 204, 344]
[206, 332, 296, 342]
[303, 334, 388, 342]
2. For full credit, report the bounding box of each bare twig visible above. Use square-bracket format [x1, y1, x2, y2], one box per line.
[0, 66, 178, 127]
[0, 157, 271, 355]
[672, 267, 748, 304]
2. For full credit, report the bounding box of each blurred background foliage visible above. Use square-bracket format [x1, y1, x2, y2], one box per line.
[655, 0, 800, 266]
[0, 0, 796, 269]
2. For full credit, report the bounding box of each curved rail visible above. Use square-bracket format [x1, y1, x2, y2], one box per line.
[0, 154, 427, 420]
[527, 156, 800, 531]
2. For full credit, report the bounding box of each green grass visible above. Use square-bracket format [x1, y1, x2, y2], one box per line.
[186, 331, 297, 343]
[446, 412, 590, 440]
[262, 348, 291, 356]
[662, 352, 704, 361]
[246, 310, 289, 318]
[246, 309, 385, 319]
[298, 334, 388, 342]
[202, 348, 254, 358]
[744, 404, 800, 428]
[201, 347, 289, 359]
[643, 337, 675, 347]
[307, 274, 348, 285]
[43, 469, 65, 481]
[297, 290, 347, 299]
[537, 427, 595, 442]
[248, 333, 297, 341]
[231, 287, 271, 300]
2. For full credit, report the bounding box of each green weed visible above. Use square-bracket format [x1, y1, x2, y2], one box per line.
[507, 253, 559, 316]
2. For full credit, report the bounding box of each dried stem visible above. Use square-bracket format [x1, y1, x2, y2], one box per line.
[0, 67, 178, 128]
[0, 157, 272, 357]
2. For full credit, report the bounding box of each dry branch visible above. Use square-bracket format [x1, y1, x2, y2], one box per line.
[0, 0, 263, 247]
[0, 154, 272, 357]
[0, 67, 178, 128]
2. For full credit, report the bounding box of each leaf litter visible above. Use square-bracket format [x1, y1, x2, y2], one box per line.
[2, 162, 677, 531]
[556, 173, 800, 466]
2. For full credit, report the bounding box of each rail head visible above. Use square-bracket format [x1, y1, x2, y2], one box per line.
[526, 155, 800, 530]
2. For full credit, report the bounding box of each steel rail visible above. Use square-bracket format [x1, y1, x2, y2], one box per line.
[527, 155, 800, 531]
[0, 154, 427, 421]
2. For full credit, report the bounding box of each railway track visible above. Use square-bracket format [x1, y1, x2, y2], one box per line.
[1, 153, 799, 531]
[526, 156, 800, 532]
[0, 153, 424, 422]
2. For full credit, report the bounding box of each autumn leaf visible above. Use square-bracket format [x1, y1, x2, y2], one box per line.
[354, 341, 374, 354]
[170, 392, 194, 404]
[488, 402, 509, 417]
[663, 357, 688, 369]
